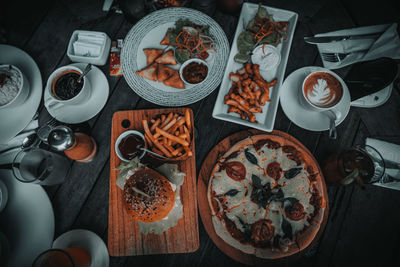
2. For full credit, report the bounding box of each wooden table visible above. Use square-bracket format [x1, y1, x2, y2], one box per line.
[3, 0, 400, 266]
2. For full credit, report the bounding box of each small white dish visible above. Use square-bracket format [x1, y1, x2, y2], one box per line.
[0, 170, 54, 267]
[115, 130, 146, 162]
[0, 180, 8, 213]
[280, 66, 351, 131]
[53, 229, 109, 267]
[0, 64, 30, 110]
[251, 44, 281, 71]
[179, 58, 209, 86]
[67, 30, 111, 66]
[44, 63, 109, 124]
[0, 45, 42, 144]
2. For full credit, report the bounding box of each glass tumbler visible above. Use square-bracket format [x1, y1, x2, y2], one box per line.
[322, 144, 386, 186]
[32, 248, 91, 267]
[12, 147, 71, 185]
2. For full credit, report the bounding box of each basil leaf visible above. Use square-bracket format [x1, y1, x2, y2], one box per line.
[225, 189, 240, 197]
[251, 174, 262, 189]
[282, 217, 293, 240]
[284, 167, 302, 179]
[245, 150, 258, 165]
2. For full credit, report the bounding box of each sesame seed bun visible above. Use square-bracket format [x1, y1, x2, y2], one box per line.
[123, 168, 175, 223]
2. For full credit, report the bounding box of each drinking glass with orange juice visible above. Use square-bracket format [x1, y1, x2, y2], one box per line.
[32, 247, 91, 267]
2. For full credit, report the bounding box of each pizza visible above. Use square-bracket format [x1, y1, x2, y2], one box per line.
[207, 134, 326, 259]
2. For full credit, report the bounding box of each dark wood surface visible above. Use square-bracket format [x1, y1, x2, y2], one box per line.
[2, 0, 400, 266]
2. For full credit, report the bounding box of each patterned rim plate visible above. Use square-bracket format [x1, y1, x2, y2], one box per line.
[122, 7, 230, 106]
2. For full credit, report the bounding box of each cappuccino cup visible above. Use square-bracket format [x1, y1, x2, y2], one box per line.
[301, 70, 345, 112]
[45, 65, 91, 110]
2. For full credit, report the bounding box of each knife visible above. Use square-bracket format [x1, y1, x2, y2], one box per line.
[304, 33, 382, 44]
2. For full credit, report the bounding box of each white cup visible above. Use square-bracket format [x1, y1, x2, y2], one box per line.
[300, 70, 347, 116]
[0, 64, 30, 109]
[45, 66, 91, 110]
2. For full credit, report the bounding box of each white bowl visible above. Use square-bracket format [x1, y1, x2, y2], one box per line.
[179, 58, 209, 86]
[0, 64, 30, 109]
[115, 130, 146, 162]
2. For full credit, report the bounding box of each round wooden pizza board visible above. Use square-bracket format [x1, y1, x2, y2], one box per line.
[197, 129, 329, 266]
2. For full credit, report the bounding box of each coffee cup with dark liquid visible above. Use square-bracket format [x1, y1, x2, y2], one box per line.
[45, 66, 91, 110]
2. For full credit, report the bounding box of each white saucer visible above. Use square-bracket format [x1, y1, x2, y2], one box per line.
[53, 229, 109, 267]
[44, 63, 109, 124]
[280, 66, 351, 131]
[0, 170, 54, 267]
[0, 45, 42, 144]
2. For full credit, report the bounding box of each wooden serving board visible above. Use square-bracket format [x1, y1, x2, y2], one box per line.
[108, 108, 199, 256]
[197, 129, 329, 266]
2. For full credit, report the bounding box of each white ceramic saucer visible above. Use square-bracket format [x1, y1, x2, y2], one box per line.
[0, 170, 54, 267]
[280, 66, 351, 131]
[0, 45, 42, 144]
[44, 63, 109, 123]
[53, 229, 109, 267]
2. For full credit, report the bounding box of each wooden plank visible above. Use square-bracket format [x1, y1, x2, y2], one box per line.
[108, 108, 199, 256]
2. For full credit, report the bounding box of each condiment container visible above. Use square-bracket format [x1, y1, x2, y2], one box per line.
[48, 126, 97, 163]
[179, 58, 209, 85]
[251, 44, 281, 71]
[67, 30, 111, 66]
[115, 130, 146, 162]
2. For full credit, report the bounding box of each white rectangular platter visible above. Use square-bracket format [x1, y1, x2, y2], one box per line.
[212, 2, 298, 132]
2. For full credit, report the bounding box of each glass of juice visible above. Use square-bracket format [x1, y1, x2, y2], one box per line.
[322, 144, 385, 186]
[32, 247, 91, 267]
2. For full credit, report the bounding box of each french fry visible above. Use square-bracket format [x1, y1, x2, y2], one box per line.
[161, 114, 166, 123]
[150, 118, 161, 131]
[171, 146, 184, 156]
[183, 125, 190, 142]
[155, 127, 189, 146]
[162, 118, 176, 131]
[168, 117, 185, 134]
[164, 143, 175, 153]
[183, 145, 193, 156]
[160, 112, 173, 128]
[143, 120, 172, 157]
[144, 133, 153, 147]
[185, 109, 191, 130]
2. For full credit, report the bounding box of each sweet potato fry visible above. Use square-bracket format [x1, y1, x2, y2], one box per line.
[155, 127, 189, 146]
[168, 117, 186, 134]
[183, 145, 193, 156]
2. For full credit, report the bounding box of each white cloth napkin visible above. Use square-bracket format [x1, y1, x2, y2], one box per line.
[366, 138, 400, 190]
[0, 119, 38, 153]
[315, 23, 400, 69]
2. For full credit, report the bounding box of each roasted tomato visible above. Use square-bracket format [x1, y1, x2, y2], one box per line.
[266, 162, 282, 180]
[251, 219, 275, 245]
[224, 161, 246, 181]
[285, 202, 306, 221]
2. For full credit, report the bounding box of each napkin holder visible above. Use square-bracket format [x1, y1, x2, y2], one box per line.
[346, 57, 398, 107]
[67, 30, 111, 66]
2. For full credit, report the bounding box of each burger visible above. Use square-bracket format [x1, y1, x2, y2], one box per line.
[123, 168, 176, 223]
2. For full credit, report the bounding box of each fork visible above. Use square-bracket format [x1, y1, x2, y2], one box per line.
[37, 117, 59, 143]
[321, 52, 350, 63]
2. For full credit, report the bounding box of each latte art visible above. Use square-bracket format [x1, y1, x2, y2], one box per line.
[307, 79, 337, 106]
[303, 72, 343, 108]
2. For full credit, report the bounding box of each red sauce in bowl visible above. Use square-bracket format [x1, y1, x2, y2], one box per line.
[182, 62, 208, 84]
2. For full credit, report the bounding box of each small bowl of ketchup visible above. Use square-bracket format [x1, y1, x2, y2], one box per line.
[179, 58, 209, 86]
[115, 130, 146, 162]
